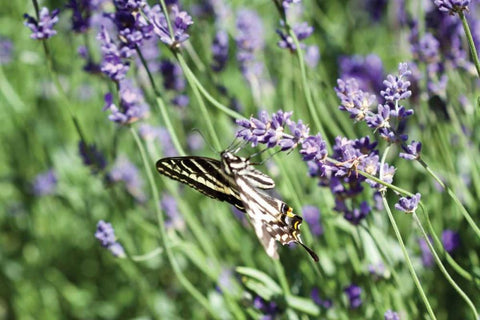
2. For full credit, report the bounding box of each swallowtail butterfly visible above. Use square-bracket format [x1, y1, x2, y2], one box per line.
[156, 151, 319, 261]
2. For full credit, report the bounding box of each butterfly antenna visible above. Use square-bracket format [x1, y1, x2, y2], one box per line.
[190, 128, 219, 155]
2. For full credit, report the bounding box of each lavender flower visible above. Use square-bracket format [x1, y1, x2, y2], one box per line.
[32, 169, 57, 196]
[171, 94, 189, 107]
[108, 156, 146, 202]
[302, 206, 323, 236]
[0, 37, 13, 65]
[65, 0, 97, 33]
[434, 0, 470, 15]
[95, 220, 126, 257]
[395, 193, 421, 213]
[344, 284, 362, 309]
[24, 7, 60, 40]
[150, 4, 194, 48]
[276, 22, 313, 51]
[339, 54, 384, 94]
[335, 78, 377, 122]
[419, 236, 434, 267]
[311, 288, 333, 309]
[253, 296, 279, 319]
[78, 141, 107, 173]
[139, 124, 176, 157]
[441, 229, 460, 253]
[97, 25, 131, 81]
[103, 80, 149, 124]
[380, 63, 412, 103]
[344, 201, 370, 225]
[384, 310, 401, 320]
[211, 30, 229, 72]
[160, 60, 185, 91]
[399, 141, 422, 160]
[162, 194, 185, 230]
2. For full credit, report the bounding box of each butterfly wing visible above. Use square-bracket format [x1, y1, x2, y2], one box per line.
[156, 156, 245, 211]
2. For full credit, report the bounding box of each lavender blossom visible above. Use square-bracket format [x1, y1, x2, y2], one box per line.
[380, 63, 412, 103]
[399, 141, 422, 160]
[65, 0, 98, 33]
[108, 156, 146, 202]
[311, 288, 333, 309]
[335, 78, 377, 122]
[252, 296, 279, 319]
[160, 60, 185, 91]
[276, 22, 313, 51]
[339, 54, 384, 94]
[434, 0, 470, 15]
[24, 7, 60, 40]
[0, 37, 13, 65]
[95, 220, 126, 257]
[162, 194, 185, 230]
[344, 201, 370, 225]
[211, 30, 229, 72]
[302, 206, 323, 236]
[419, 236, 434, 267]
[97, 25, 131, 81]
[395, 193, 421, 213]
[344, 284, 362, 309]
[150, 4, 194, 48]
[305, 45, 320, 68]
[32, 169, 57, 196]
[78, 141, 107, 173]
[103, 80, 149, 124]
[384, 310, 401, 320]
[139, 124, 176, 157]
[441, 229, 460, 253]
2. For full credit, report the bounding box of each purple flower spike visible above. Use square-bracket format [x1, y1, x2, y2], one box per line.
[300, 134, 327, 161]
[24, 7, 60, 40]
[344, 201, 370, 225]
[211, 30, 229, 72]
[103, 80, 149, 125]
[150, 4, 194, 48]
[32, 169, 57, 196]
[381, 63, 412, 103]
[344, 284, 362, 309]
[434, 0, 470, 15]
[302, 206, 323, 236]
[384, 310, 401, 320]
[95, 220, 126, 257]
[419, 236, 434, 267]
[277, 22, 313, 51]
[399, 141, 422, 160]
[441, 229, 460, 253]
[395, 193, 421, 213]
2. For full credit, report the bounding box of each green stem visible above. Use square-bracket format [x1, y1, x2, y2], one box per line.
[413, 212, 478, 318]
[417, 158, 480, 240]
[460, 12, 480, 79]
[380, 146, 436, 320]
[130, 127, 218, 318]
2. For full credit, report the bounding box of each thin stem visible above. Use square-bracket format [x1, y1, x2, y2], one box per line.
[413, 212, 478, 318]
[417, 158, 480, 240]
[460, 12, 480, 79]
[130, 127, 218, 318]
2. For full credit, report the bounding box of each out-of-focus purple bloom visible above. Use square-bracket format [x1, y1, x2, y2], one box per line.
[384, 310, 401, 320]
[187, 131, 205, 151]
[65, 0, 99, 33]
[395, 193, 421, 213]
[236, 9, 265, 80]
[365, 0, 388, 21]
[277, 22, 313, 51]
[139, 124, 176, 157]
[103, 80, 149, 124]
[109, 156, 145, 202]
[311, 288, 333, 309]
[162, 194, 185, 231]
[368, 262, 386, 278]
[344, 201, 370, 225]
[0, 37, 13, 65]
[302, 205, 323, 236]
[434, 0, 470, 15]
[399, 141, 422, 160]
[24, 7, 60, 40]
[412, 33, 440, 64]
[211, 30, 229, 72]
[339, 54, 384, 94]
[442, 229, 460, 253]
[305, 45, 320, 68]
[253, 296, 279, 319]
[97, 25, 131, 81]
[171, 94, 189, 107]
[78, 141, 107, 173]
[32, 169, 57, 196]
[150, 4, 194, 48]
[160, 60, 185, 91]
[344, 284, 362, 309]
[95, 220, 126, 257]
[419, 236, 434, 267]
[283, 0, 301, 8]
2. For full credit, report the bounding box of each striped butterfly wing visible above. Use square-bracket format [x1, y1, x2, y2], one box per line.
[156, 156, 245, 211]
[233, 173, 319, 262]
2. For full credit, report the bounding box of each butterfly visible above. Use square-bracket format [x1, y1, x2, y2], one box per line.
[156, 151, 318, 261]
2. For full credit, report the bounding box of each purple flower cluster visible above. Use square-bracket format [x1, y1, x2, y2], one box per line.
[276, 22, 314, 51]
[211, 30, 229, 72]
[235, 9, 265, 82]
[97, 25, 132, 81]
[24, 7, 60, 40]
[139, 124, 177, 156]
[78, 141, 107, 174]
[311, 288, 333, 309]
[434, 0, 470, 15]
[253, 296, 279, 319]
[103, 80, 149, 124]
[441, 229, 460, 253]
[384, 310, 401, 320]
[394, 193, 421, 214]
[108, 156, 146, 202]
[95, 220, 126, 257]
[150, 4, 194, 48]
[302, 206, 323, 236]
[344, 284, 362, 309]
[65, 0, 102, 33]
[32, 169, 57, 196]
[418, 236, 434, 267]
[236, 111, 392, 226]
[159, 59, 189, 107]
[338, 54, 384, 95]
